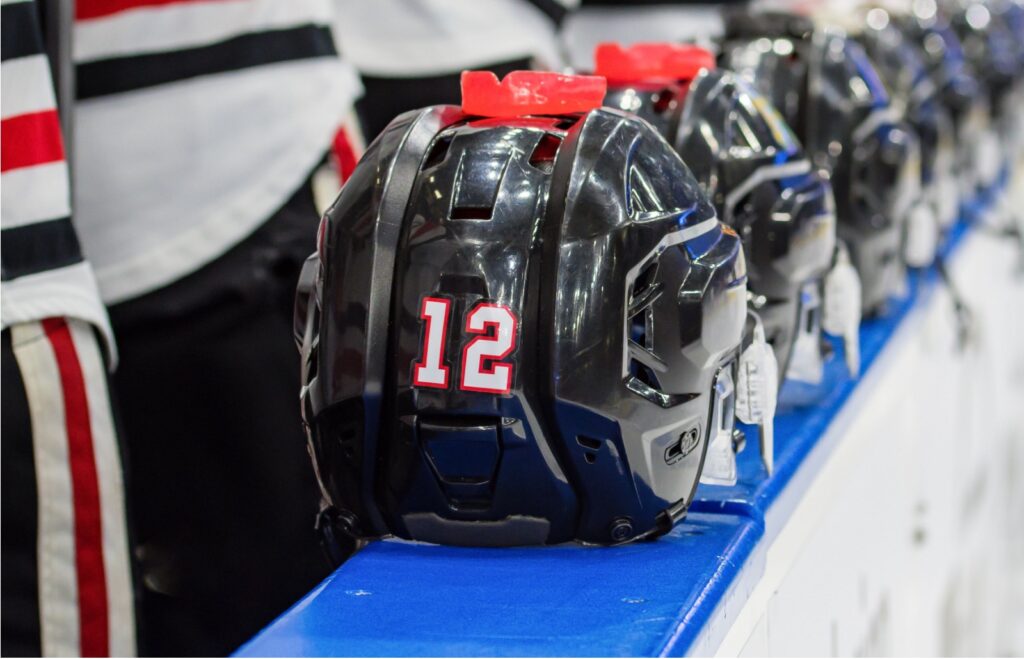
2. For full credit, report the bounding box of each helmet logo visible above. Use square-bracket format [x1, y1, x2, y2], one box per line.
[665, 425, 701, 465]
[412, 296, 519, 395]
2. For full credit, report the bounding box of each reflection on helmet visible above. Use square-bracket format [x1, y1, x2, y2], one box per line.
[296, 72, 747, 548]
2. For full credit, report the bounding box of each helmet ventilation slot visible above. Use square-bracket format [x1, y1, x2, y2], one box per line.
[305, 305, 320, 382]
[628, 259, 662, 353]
[625, 362, 697, 408]
[576, 436, 602, 464]
[653, 88, 677, 115]
[449, 149, 508, 220]
[630, 359, 663, 391]
[624, 256, 698, 409]
[528, 133, 563, 173]
[421, 134, 454, 170]
[450, 205, 494, 220]
[438, 273, 488, 297]
[418, 416, 502, 510]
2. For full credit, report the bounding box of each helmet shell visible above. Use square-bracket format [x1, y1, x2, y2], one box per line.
[300, 102, 747, 546]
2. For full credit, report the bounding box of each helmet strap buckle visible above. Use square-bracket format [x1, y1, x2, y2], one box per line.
[735, 312, 779, 475]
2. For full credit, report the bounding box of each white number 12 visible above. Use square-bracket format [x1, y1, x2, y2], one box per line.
[412, 297, 517, 394]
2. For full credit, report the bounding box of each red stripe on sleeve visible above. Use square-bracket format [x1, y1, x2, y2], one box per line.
[42, 318, 110, 657]
[76, 0, 239, 21]
[0, 110, 65, 173]
[332, 126, 359, 185]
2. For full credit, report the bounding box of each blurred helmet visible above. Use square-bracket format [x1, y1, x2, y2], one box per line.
[945, 0, 1019, 180]
[295, 71, 748, 548]
[894, 4, 992, 195]
[991, 0, 1024, 76]
[946, 0, 1018, 109]
[719, 10, 918, 314]
[989, 0, 1024, 154]
[598, 43, 837, 383]
[894, 5, 980, 117]
[856, 7, 958, 244]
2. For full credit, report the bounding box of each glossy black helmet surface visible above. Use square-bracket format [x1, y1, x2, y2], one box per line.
[598, 44, 836, 381]
[720, 10, 917, 314]
[296, 72, 748, 548]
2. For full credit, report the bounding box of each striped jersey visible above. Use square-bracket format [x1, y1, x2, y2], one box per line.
[72, 0, 362, 303]
[1, 0, 115, 353]
[563, 3, 726, 71]
[331, 0, 576, 77]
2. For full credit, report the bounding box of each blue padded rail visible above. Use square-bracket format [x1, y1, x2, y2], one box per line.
[235, 512, 762, 657]
[236, 172, 1007, 657]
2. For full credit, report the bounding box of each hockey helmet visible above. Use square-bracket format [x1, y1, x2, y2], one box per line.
[295, 71, 749, 549]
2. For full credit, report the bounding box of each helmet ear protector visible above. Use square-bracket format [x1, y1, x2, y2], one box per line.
[297, 71, 751, 549]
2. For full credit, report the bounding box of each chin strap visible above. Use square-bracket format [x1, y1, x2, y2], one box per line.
[735, 312, 778, 476]
[699, 364, 739, 486]
[700, 427, 739, 486]
[784, 282, 826, 386]
[823, 242, 862, 377]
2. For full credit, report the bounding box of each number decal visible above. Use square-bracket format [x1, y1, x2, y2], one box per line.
[412, 297, 452, 388]
[460, 304, 517, 394]
[411, 298, 518, 394]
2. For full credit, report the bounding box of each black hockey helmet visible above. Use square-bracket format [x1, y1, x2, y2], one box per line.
[893, 5, 980, 118]
[947, 0, 1018, 113]
[597, 43, 837, 382]
[945, 0, 1019, 183]
[295, 71, 748, 549]
[893, 4, 992, 196]
[992, 0, 1024, 76]
[719, 10, 919, 314]
[989, 0, 1024, 153]
[852, 6, 959, 246]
